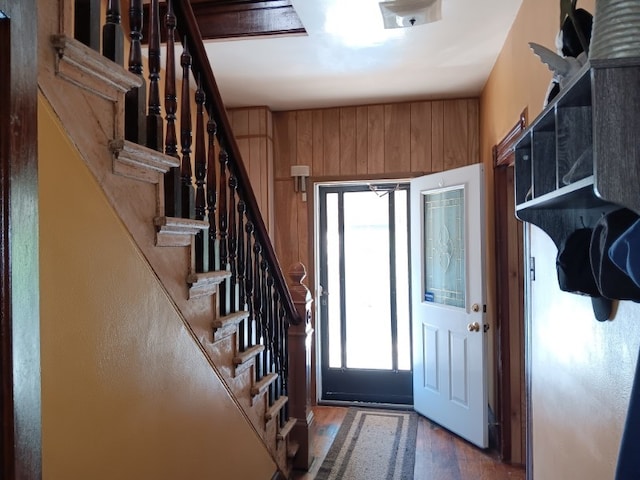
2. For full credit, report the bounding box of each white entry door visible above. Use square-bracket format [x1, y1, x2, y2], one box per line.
[410, 163, 488, 448]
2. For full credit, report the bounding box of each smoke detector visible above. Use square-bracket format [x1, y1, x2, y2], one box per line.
[379, 0, 442, 29]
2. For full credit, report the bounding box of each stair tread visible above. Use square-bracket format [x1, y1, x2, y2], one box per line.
[50, 34, 141, 101]
[251, 372, 278, 397]
[187, 270, 231, 299]
[110, 139, 179, 183]
[212, 323, 236, 343]
[233, 344, 264, 366]
[213, 310, 250, 329]
[154, 216, 209, 230]
[278, 418, 297, 442]
[153, 216, 209, 247]
[265, 395, 288, 421]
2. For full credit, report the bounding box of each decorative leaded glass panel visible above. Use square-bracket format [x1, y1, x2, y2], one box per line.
[422, 187, 465, 308]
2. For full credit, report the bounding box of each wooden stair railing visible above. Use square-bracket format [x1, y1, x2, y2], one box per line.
[72, 0, 313, 471]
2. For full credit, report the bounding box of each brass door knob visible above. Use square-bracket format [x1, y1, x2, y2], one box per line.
[467, 322, 480, 332]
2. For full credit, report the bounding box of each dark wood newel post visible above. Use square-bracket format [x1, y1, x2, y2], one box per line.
[287, 262, 315, 471]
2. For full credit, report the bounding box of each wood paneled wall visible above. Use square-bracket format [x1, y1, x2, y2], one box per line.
[270, 98, 478, 403]
[272, 98, 479, 291]
[228, 106, 274, 237]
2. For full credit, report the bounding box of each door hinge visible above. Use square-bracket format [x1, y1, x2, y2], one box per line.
[530, 256, 536, 281]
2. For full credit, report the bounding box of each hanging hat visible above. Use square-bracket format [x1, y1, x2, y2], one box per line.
[590, 208, 640, 302]
[609, 218, 640, 289]
[557, 228, 612, 321]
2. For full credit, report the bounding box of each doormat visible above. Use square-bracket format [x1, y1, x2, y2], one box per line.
[316, 407, 418, 480]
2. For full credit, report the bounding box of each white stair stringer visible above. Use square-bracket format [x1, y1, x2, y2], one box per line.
[39, 31, 294, 474]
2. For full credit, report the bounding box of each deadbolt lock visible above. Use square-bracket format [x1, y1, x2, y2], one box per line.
[472, 303, 480, 312]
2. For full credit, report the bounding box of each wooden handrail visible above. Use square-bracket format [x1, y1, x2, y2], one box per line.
[172, 0, 302, 326]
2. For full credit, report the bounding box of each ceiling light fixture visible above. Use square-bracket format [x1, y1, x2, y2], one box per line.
[378, 0, 442, 29]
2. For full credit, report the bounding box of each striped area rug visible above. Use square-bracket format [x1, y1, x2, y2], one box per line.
[316, 408, 418, 480]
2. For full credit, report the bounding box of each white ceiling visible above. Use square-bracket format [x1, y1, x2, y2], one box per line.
[204, 0, 523, 111]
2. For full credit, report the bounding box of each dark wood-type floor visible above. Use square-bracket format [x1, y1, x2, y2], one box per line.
[292, 406, 525, 480]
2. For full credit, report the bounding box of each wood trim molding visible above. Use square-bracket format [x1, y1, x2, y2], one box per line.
[493, 109, 527, 167]
[0, 1, 41, 478]
[143, 1, 306, 42]
[493, 112, 528, 465]
[0, 10, 11, 476]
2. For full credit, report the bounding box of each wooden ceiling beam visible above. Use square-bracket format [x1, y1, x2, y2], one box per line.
[192, 0, 305, 39]
[143, 1, 306, 41]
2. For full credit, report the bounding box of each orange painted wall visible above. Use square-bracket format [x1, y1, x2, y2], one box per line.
[481, 1, 640, 478]
[38, 95, 276, 480]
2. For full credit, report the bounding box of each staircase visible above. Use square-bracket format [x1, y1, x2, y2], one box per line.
[38, 0, 314, 477]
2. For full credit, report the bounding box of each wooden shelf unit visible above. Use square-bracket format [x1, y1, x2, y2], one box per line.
[514, 58, 640, 248]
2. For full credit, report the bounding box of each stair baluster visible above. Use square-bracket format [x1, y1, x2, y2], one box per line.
[163, 0, 182, 217]
[260, 257, 269, 388]
[180, 38, 195, 219]
[194, 77, 207, 272]
[266, 273, 275, 405]
[237, 200, 247, 348]
[282, 310, 290, 422]
[146, 0, 163, 153]
[218, 146, 229, 316]
[273, 288, 283, 426]
[206, 111, 218, 271]
[125, 0, 147, 145]
[253, 242, 263, 377]
[245, 222, 255, 348]
[102, 0, 124, 65]
[228, 175, 238, 314]
[279, 300, 289, 428]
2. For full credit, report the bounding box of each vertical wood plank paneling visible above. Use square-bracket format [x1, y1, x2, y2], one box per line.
[384, 103, 411, 173]
[247, 107, 267, 136]
[273, 112, 292, 178]
[323, 109, 341, 176]
[230, 109, 249, 137]
[287, 110, 298, 171]
[296, 110, 313, 173]
[265, 108, 274, 235]
[367, 105, 385, 174]
[237, 138, 250, 169]
[356, 106, 368, 175]
[248, 137, 262, 215]
[431, 101, 444, 172]
[312, 110, 324, 176]
[339, 107, 357, 175]
[467, 99, 480, 165]
[443, 99, 469, 170]
[260, 137, 269, 227]
[410, 101, 432, 173]
[274, 180, 298, 268]
[266, 137, 275, 237]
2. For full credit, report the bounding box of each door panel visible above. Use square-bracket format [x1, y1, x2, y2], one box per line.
[411, 163, 488, 448]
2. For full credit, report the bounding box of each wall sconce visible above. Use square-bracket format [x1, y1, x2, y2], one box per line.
[291, 165, 310, 202]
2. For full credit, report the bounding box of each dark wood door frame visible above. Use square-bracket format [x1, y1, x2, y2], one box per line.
[0, 1, 41, 478]
[492, 110, 527, 466]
